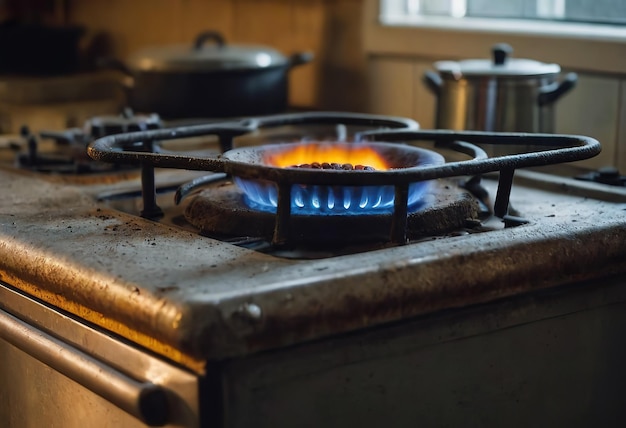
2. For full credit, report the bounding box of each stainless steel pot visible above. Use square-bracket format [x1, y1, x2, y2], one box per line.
[106, 31, 313, 119]
[423, 43, 577, 133]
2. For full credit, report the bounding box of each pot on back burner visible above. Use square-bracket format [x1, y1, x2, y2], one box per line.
[0, 23, 84, 76]
[423, 43, 577, 134]
[102, 31, 313, 119]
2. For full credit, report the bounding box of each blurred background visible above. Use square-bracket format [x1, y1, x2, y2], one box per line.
[0, 0, 624, 171]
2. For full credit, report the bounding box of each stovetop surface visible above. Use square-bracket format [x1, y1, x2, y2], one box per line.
[1, 159, 626, 368]
[1, 115, 626, 368]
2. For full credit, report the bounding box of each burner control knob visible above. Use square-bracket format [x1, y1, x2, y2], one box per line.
[595, 167, 626, 186]
[576, 166, 626, 186]
[597, 166, 619, 179]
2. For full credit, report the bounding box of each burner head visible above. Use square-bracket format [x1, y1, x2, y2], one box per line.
[18, 112, 162, 176]
[228, 141, 445, 215]
[184, 179, 479, 244]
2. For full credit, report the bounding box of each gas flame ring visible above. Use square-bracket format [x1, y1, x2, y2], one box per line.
[229, 141, 445, 215]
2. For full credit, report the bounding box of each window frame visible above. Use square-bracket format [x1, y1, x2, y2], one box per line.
[366, 0, 626, 74]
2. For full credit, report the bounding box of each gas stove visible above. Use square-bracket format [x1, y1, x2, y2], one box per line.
[1, 111, 626, 427]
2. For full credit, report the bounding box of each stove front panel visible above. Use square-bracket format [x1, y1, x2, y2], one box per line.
[0, 283, 200, 428]
[220, 274, 626, 428]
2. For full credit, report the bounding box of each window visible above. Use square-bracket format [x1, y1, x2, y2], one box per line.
[386, 0, 626, 25]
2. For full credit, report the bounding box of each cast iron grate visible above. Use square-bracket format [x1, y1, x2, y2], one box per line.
[87, 112, 600, 245]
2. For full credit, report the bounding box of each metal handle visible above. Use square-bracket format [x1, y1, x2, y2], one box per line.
[538, 72, 578, 106]
[95, 57, 135, 100]
[96, 57, 133, 76]
[193, 30, 226, 50]
[0, 309, 169, 426]
[423, 70, 443, 97]
[288, 51, 314, 68]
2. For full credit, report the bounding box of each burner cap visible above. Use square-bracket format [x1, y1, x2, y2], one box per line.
[184, 180, 479, 244]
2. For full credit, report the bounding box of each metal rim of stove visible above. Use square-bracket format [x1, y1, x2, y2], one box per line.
[87, 111, 601, 245]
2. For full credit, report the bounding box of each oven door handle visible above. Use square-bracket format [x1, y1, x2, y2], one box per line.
[0, 309, 169, 427]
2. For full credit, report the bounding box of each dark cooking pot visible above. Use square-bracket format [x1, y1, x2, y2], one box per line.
[108, 31, 313, 119]
[0, 23, 84, 75]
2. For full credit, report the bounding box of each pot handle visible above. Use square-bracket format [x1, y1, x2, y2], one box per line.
[193, 31, 226, 50]
[96, 57, 133, 76]
[95, 57, 135, 101]
[288, 51, 314, 68]
[538, 72, 578, 106]
[423, 70, 442, 97]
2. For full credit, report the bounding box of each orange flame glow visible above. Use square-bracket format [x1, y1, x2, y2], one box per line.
[264, 143, 390, 170]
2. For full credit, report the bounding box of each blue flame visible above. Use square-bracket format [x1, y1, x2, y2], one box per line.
[235, 178, 433, 215]
[231, 141, 444, 216]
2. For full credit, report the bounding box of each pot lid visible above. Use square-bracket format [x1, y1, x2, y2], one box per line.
[435, 43, 561, 78]
[127, 31, 289, 72]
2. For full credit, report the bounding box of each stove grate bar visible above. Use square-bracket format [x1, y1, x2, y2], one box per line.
[87, 112, 601, 245]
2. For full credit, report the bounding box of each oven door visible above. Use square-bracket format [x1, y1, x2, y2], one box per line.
[0, 282, 200, 428]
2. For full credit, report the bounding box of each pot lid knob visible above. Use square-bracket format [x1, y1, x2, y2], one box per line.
[193, 31, 226, 51]
[492, 43, 513, 66]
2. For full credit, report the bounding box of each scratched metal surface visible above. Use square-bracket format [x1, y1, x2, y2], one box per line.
[0, 167, 625, 366]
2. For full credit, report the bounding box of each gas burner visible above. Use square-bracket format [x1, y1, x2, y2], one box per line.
[16, 112, 162, 176]
[184, 178, 479, 244]
[230, 141, 445, 214]
[87, 112, 600, 246]
[84, 112, 162, 139]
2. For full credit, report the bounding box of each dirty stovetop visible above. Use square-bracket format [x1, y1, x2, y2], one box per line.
[1, 166, 626, 372]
